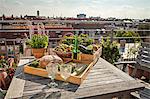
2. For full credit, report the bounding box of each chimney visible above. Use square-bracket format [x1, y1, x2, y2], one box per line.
[37, 10, 39, 17]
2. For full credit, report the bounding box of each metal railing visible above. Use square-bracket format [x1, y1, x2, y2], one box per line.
[0, 27, 150, 62]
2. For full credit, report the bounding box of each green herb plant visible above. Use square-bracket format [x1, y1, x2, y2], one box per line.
[27, 34, 49, 48]
[29, 60, 39, 68]
[102, 37, 121, 64]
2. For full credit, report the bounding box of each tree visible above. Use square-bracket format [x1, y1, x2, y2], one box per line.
[115, 31, 141, 43]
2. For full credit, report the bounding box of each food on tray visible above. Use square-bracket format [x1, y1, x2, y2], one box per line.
[39, 55, 63, 68]
[28, 59, 88, 76]
[78, 45, 93, 54]
[72, 63, 88, 76]
[57, 62, 88, 76]
[54, 33, 100, 58]
[54, 44, 72, 52]
[29, 60, 39, 68]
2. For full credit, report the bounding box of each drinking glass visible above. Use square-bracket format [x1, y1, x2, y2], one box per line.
[60, 64, 72, 84]
[46, 62, 58, 88]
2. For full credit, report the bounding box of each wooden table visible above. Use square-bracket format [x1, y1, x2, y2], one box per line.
[5, 57, 144, 99]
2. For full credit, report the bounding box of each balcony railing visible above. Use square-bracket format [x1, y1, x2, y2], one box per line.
[0, 28, 149, 63]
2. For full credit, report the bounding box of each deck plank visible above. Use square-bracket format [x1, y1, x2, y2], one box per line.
[75, 80, 144, 98]
[5, 77, 25, 99]
[5, 58, 35, 99]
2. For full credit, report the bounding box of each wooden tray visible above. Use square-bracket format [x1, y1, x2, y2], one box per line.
[54, 47, 102, 61]
[24, 57, 99, 85]
[80, 47, 102, 61]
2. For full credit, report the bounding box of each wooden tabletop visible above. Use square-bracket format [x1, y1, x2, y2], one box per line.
[5, 57, 144, 99]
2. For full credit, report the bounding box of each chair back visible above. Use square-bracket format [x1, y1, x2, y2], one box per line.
[136, 42, 150, 71]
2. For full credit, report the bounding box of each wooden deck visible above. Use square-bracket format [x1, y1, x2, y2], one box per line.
[5, 57, 144, 99]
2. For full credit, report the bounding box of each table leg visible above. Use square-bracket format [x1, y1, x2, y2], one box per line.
[121, 92, 132, 99]
[117, 91, 132, 99]
[131, 68, 137, 78]
[122, 64, 127, 72]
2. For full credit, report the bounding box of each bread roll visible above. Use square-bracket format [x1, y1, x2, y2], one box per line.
[39, 55, 63, 68]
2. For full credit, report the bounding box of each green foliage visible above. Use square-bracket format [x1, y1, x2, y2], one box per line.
[102, 38, 120, 64]
[115, 31, 124, 37]
[29, 60, 39, 68]
[79, 34, 94, 46]
[60, 34, 94, 54]
[127, 44, 140, 58]
[115, 31, 141, 42]
[19, 44, 23, 54]
[62, 36, 74, 45]
[62, 34, 94, 46]
[0, 58, 9, 68]
[27, 34, 49, 48]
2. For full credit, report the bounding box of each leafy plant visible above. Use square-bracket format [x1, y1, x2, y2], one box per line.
[27, 34, 49, 48]
[115, 31, 141, 43]
[57, 34, 95, 55]
[0, 58, 9, 69]
[29, 60, 39, 68]
[127, 44, 140, 58]
[62, 34, 94, 47]
[78, 34, 94, 46]
[102, 37, 120, 64]
[19, 44, 23, 54]
[0, 57, 16, 86]
[62, 36, 74, 45]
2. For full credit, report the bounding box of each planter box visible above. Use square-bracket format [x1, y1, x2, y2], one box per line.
[24, 58, 98, 85]
[143, 71, 150, 80]
[54, 47, 102, 62]
[80, 47, 102, 61]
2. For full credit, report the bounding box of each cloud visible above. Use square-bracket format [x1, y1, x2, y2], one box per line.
[15, 1, 23, 5]
[0, 0, 150, 19]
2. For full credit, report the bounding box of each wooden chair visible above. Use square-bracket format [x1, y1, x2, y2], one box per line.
[115, 42, 150, 99]
[131, 42, 150, 78]
[140, 87, 150, 99]
[114, 42, 150, 76]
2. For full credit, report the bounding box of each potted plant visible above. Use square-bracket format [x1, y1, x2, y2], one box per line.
[101, 37, 120, 64]
[127, 64, 143, 79]
[127, 45, 143, 78]
[27, 34, 49, 58]
[0, 56, 15, 90]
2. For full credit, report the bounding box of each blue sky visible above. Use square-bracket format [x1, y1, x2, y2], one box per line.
[0, 0, 150, 19]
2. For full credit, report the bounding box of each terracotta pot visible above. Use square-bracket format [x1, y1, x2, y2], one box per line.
[128, 65, 134, 76]
[135, 69, 143, 79]
[0, 71, 7, 89]
[128, 65, 143, 79]
[32, 48, 46, 58]
[143, 71, 150, 80]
